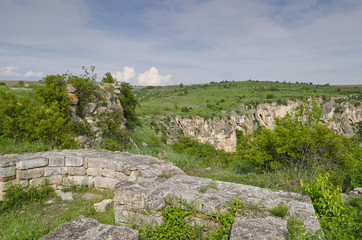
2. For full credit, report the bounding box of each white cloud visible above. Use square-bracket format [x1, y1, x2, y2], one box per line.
[112, 66, 135, 83]
[137, 67, 172, 86]
[1, 65, 20, 76]
[24, 71, 43, 77]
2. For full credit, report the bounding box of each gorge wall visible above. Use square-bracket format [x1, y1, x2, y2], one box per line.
[159, 99, 361, 152]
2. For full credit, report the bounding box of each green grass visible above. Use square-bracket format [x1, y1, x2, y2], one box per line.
[0, 186, 115, 240]
[134, 80, 361, 119]
[0, 138, 53, 155]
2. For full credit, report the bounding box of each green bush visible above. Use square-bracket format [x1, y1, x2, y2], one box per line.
[302, 174, 362, 239]
[270, 201, 289, 218]
[102, 72, 115, 83]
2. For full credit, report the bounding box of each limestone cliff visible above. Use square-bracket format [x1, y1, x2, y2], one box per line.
[156, 99, 361, 152]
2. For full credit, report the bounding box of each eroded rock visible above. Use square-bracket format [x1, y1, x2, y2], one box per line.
[40, 215, 138, 240]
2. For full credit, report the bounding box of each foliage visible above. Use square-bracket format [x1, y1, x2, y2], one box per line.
[302, 174, 362, 239]
[142, 197, 203, 240]
[0, 182, 55, 213]
[0, 137, 52, 155]
[301, 174, 345, 219]
[287, 215, 322, 240]
[0, 88, 76, 148]
[270, 201, 289, 218]
[235, 101, 361, 190]
[118, 82, 140, 130]
[102, 72, 115, 83]
[209, 199, 241, 239]
[66, 66, 100, 117]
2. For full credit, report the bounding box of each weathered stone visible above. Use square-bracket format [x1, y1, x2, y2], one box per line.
[67, 93, 78, 104]
[68, 167, 86, 176]
[94, 177, 119, 189]
[114, 206, 163, 226]
[66, 84, 76, 93]
[0, 166, 15, 178]
[94, 199, 114, 212]
[230, 215, 288, 240]
[65, 156, 83, 167]
[17, 168, 44, 180]
[87, 168, 102, 176]
[55, 190, 73, 200]
[114, 175, 321, 234]
[63, 176, 93, 186]
[87, 157, 108, 168]
[115, 171, 128, 181]
[102, 168, 116, 178]
[44, 167, 67, 177]
[29, 177, 48, 186]
[46, 175, 63, 185]
[48, 156, 65, 167]
[16, 158, 48, 170]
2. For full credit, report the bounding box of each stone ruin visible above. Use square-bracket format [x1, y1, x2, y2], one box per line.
[0, 150, 322, 239]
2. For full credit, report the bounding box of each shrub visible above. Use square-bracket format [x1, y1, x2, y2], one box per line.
[301, 174, 345, 219]
[270, 201, 289, 218]
[118, 82, 140, 130]
[102, 72, 115, 83]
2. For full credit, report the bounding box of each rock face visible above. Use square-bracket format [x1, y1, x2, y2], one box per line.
[40, 216, 138, 240]
[159, 99, 361, 152]
[0, 150, 321, 239]
[66, 83, 127, 146]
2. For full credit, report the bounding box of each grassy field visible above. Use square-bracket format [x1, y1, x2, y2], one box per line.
[134, 80, 361, 119]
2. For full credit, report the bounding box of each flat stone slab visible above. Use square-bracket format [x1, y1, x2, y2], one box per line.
[40, 215, 138, 240]
[114, 175, 321, 239]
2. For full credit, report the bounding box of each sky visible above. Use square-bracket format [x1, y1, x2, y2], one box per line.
[0, 0, 361, 86]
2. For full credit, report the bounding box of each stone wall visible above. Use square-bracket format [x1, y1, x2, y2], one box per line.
[0, 150, 321, 239]
[0, 150, 182, 200]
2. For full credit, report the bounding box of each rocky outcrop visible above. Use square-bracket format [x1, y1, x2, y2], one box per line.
[1, 150, 322, 239]
[40, 216, 138, 240]
[158, 99, 361, 152]
[66, 83, 127, 146]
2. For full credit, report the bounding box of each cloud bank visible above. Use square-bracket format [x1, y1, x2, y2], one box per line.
[112, 66, 135, 83]
[137, 67, 172, 86]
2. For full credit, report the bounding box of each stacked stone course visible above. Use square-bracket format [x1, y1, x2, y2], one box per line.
[1, 150, 181, 200]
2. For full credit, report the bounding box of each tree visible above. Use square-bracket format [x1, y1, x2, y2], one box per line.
[102, 72, 115, 83]
[118, 82, 140, 130]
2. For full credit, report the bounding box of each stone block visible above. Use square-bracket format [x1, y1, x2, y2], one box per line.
[115, 171, 128, 181]
[102, 168, 116, 178]
[87, 168, 102, 176]
[63, 176, 94, 186]
[44, 167, 67, 177]
[114, 206, 162, 227]
[87, 157, 108, 168]
[46, 175, 63, 185]
[94, 199, 114, 212]
[17, 168, 44, 180]
[48, 156, 65, 166]
[16, 158, 48, 170]
[29, 177, 48, 187]
[94, 177, 119, 189]
[40, 216, 139, 240]
[68, 167, 86, 176]
[65, 155, 83, 167]
[0, 166, 15, 178]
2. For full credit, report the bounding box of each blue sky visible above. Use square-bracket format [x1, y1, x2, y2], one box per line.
[0, 0, 361, 85]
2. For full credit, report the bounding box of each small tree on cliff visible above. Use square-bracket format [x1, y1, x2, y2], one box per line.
[118, 82, 140, 130]
[102, 72, 115, 83]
